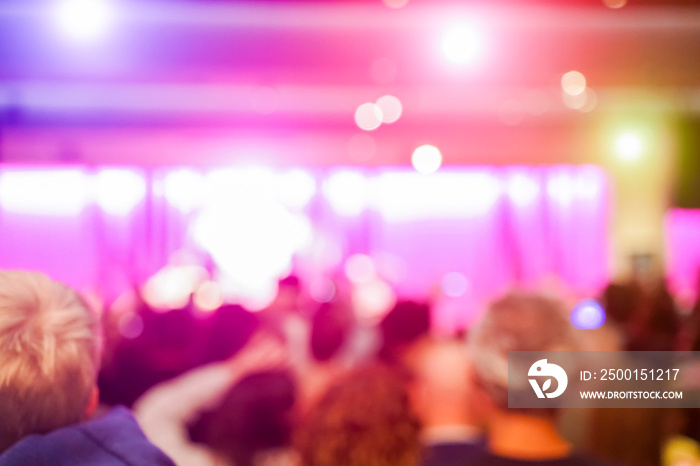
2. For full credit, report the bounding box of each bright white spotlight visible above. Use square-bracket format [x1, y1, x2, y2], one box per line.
[55, 0, 113, 42]
[547, 174, 575, 206]
[615, 132, 643, 161]
[164, 169, 205, 214]
[277, 170, 316, 210]
[411, 145, 442, 174]
[354, 102, 383, 131]
[0, 169, 89, 216]
[142, 265, 208, 312]
[193, 169, 313, 305]
[323, 170, 370, 216]
[507, 173, 540, 207]
[442, 26, 481, 65]
[376, 95, 402, 124]
[94, 169, 146, 216]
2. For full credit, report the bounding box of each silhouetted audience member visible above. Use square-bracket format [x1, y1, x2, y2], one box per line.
[298, 300, 354, 409]
[587, 407, 662, 466]
[190, 370, 296, 466]
[199, 304, 260, 364]
[379, 301, 431, 364]
[465, 292, 605, 466]
[260, 275, 311, 370]
[402, 337, 485, 466]
[99, 304, 200, 407]
[135, 334, 289, 466]
[297, 364, 422, 466]
[0, 270, 174, 465]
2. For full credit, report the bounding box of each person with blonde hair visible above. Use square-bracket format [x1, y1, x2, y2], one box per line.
[0, 270, 174, 465]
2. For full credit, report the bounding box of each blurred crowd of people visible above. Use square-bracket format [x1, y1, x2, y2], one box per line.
[2, 269, 700, 466]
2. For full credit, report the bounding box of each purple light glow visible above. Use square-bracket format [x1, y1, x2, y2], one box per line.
[571, 299, 606, 329]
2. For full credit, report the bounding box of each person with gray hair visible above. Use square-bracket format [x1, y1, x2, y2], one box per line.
[0, 270, 175, 466]
[465, 292, 607, 466]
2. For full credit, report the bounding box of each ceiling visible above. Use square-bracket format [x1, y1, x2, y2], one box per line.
[1, 0, 700, 166]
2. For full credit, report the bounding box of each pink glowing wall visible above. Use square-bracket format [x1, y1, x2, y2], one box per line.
[666, 208, 700, 303]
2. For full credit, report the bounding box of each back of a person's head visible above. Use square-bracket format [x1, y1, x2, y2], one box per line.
[297, 364, 421, 466]
[401, 337, 474, 427]
[0, 271, 101, 453]
[468, 291, 578, 408]
[191, 370, 296, 466]
[310, 301, 352, 362]
[601, 282, 641, 325]
[379, 301, 431, 363]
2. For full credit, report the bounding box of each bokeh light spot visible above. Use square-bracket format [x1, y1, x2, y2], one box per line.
[355, 102, 383, 131]
[412, 145, 442, 174]
[571, 299, 606, 329]
[561, 71, 587, 96]
[615, 132, 644, 161]
[376, 95, 402, 124]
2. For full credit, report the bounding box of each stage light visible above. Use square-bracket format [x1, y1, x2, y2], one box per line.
[442, 25, 481, 65]
[193, 169, 313, 304]
[575, 167, 603, 200]
[547, 174, 575, 206]
[323, 170, 370, 216]
[355, 102, 383, 131]
[277, 170, 316, 210]
[376, 95, 402, 124]
[142, 265, 208, 312]
[411, 145, 442, 174]
[94, 169, 145, 216]
[164, 169, 204, 214]
[615, 131, 644, 161]
[507, 173, 540, 207]
[571, 299, 606, 329]
[374, 171, 502, 222]
[345, 254, 376, 284]
[441, 272, 470, 297]
[55, 0, 113, 43]
[561, 71, 586, 96]
[0, 168, 88, 216]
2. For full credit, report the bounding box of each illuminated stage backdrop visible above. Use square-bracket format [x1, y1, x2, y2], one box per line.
[0, 164, 610, 330]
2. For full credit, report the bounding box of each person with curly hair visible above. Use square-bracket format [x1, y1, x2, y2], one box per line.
[297, 364, 422, 466]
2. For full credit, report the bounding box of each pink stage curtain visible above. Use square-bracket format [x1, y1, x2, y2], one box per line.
[0, 164, 610, 329]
